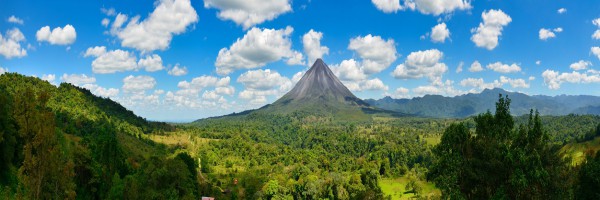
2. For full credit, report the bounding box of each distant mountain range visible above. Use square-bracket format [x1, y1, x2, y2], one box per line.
[365, 88, 600, 118]
[206, 60, 600, 121]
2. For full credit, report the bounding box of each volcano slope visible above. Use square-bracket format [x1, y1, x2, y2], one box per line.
[214, 58, 402, 122]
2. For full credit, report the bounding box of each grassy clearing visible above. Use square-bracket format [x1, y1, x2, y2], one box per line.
[379, 176, 440, 200]
[149, 131, 217, 157]
[560, 136, 600, 165]
[423, 136, 441, 146]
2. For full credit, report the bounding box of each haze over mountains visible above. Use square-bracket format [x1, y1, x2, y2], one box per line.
[366, 88, 600, 118]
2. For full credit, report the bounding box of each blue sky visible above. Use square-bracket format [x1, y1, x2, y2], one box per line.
[2, 0, 600, 121]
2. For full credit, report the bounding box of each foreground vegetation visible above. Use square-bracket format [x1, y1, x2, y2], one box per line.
[2, 73, 600, 199]
[0, 73, 193, 199]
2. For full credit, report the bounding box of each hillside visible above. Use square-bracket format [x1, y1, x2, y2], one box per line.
[0, 73, 197, 199]
[365, 88, 600, 118]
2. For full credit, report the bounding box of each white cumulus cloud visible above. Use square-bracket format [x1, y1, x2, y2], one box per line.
[286, 51, 305, 66]
[215, 26, 302, 75]
[469, 61, 483, 72]
[101, 18, 110, 27]
[122, 75, 156, 93]
[82, 84, 120, 98]
[387, 87, 410, 98]
[0, 28, 27, 59]
[175, 75, 231, 101]
[61, 74, 96, 86]
[357, 78, 389, 91]
[392, 49, 447, 81]
[238, 69, 291, 91]
[471, 9, 512, 50]
[558, 8, 567, 14]
[371, 0, 409, 13]
[168, 64, 188, 76]
[137, 54, 164, 72]
[331, 59, 368, 82]
[593, 18, 600, 40]
[87, 48, 139, 74]
[7, 16, 24, 25]
[412, 79, 465, 97]
[591, 47, 600, 60]
[486, 62, 521, 73]
[36, 24, 77, 45]
[303, 29, 329, 66]
[539, 28, 561, 40]
[41, 74, 56, 84]
[348, 34, 397, 74]
[372, 0, 471, 15]
[412, 0, 471, 16]
[330, 59, 389, 92]
[204, 0, 291, 29]
[109, 0, 198, 52]
[460, 77, 500, 89]
[460, 76, 529, 90]
[430, 22, 450, 43]
[542, 69, 600, 89]
[456, 62, 463, 73]
[570, 60, 592, 71]
[84, 46, 107, 57]
[594, 31, 600, 40]
[499, 76, 529, 88]
[237, 69, 293, 104]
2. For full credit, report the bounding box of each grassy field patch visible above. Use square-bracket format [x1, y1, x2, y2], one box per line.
[379, 176, 440, 200]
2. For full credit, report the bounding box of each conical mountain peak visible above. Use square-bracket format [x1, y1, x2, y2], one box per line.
[227, 59, 399, 120]
[280, 58, 358, 102]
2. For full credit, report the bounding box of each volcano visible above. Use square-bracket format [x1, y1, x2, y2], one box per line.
[199, 59, 403, 121]
[274, 58, 368, 107]
[252, 58, 389, 120]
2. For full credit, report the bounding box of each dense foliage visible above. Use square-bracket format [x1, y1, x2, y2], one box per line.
[2, 73, 600, 199]
[0, 73, 193, 199]
[577, 152, 600, 199]
[514, 114, 600, 144]
[429, 95, 600, 199]
[188, 113, 450, 199]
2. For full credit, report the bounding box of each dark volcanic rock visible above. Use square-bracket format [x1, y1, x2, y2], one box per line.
[282, 59, 357, 101]
[273, 58, 368, 107]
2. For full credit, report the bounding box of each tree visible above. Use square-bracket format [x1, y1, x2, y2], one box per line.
[576, 152, 600, 199]
[0, 86, 18, 187]
[15, 89, 75, 199]
[428, 123, 469, 199]
[263, 180, 281, 199]
[429, 95, 569, 199]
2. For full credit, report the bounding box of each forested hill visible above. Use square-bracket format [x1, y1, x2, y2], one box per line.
[0, 73, 201, 199]
[0, 73, 171, 133]
[365, 88, 600, 118]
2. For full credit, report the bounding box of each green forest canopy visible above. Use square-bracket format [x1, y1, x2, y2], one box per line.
[1, 73, 600, 199]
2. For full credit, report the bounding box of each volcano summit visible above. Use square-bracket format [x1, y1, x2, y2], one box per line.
[249, 59, 396, 120]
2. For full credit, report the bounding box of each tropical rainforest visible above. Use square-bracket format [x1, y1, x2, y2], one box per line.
[2, 73, 600, 199]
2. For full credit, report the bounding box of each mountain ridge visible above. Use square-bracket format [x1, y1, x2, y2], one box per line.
[365, 88, 600, 118]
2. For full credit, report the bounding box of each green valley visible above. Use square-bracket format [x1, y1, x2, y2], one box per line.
[2, 66, 600, 199]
